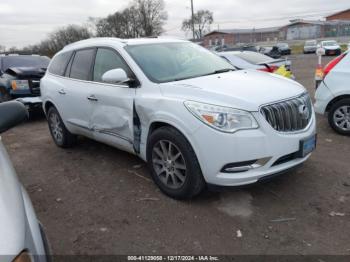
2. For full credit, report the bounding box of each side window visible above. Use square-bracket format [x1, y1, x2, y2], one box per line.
[70, 49, 95, 81]
[93, 48, 132, 83]
[48, 52, 72, 76]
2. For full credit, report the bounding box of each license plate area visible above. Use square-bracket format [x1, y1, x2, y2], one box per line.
[299, 134, 317, 157]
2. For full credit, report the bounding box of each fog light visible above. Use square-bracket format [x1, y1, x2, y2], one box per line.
[221, 157, 271, 173]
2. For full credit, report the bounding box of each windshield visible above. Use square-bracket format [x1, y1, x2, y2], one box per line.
[277, 43, 289, 48]
[232, 51, 274, 64]
[125, 42, 234, 83]
[323, 41, 338, 47]
[1, 56, 50, 71]
[305, 41, 317, 46]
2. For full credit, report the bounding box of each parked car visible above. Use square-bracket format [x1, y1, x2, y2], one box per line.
[276, 43, 291, 55]
[0, 101, 50, 261]
[259, 46, 282, 59]
[304, 40, 318, 54]
[222, 44, 259, 52]
[348, 42, 350, 50]
[314, 51, 350, 135]
[218, 51, 294, 78]
[0, 54, 50, 110]
[41, 38, 316, 199]
[320, 40, 341, 56]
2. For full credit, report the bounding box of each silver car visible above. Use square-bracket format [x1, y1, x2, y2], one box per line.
[304, 40, 317, 54]
[0, 101, 50, 262]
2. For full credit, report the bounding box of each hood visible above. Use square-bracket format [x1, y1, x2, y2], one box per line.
[5, 67, 46, 79]
[0, 139, 26, 255]
[324, 45, 340, 50]
[160, 70, 305, 111]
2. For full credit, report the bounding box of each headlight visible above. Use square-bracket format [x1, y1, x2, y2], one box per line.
[11, 80, 29, 90]
[184, 101, 259, 133]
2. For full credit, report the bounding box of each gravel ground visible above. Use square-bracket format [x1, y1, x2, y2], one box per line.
[2, 54, 350, 255]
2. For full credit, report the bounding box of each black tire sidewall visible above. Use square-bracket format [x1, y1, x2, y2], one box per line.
[47, 107, 76, 147]
[147, 127, 205, 199]
[328, 98, 350, 136]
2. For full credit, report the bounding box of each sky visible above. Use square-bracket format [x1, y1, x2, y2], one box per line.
[0, 0, 349, 48]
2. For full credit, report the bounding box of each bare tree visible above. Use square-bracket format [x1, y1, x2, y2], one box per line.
[182, 10, 214, 39]
[94, 0, 167, 38]
[0, 45, 5, 53]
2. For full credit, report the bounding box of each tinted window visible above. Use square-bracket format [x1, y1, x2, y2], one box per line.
[3, 56, 50, 72]
[93, 48, 132, 82]
[48, 52, 72, 76]
[70, 49, 95, 80]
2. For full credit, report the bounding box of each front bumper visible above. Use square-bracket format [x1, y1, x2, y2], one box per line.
[16, 97, 42, 111]
[191, 111, 316, 186]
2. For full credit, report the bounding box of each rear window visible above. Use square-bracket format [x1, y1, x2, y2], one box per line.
[69, 49, 95, 81]
[2, 56, 50, 72]
[48, 52, 72, 76]
[233, 51, 274, 64]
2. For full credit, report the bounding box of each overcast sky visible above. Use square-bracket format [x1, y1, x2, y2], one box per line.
[0, 0, 349, 48]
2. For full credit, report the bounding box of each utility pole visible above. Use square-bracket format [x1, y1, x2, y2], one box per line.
[191, 0, 195, 40]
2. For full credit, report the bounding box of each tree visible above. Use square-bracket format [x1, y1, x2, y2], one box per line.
[182, 10, 214, 39]
[0, 45, 5, 53]
[94, 0, 167, 38]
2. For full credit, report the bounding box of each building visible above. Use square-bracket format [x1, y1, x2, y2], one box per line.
[203, 8, 350, 47]
[203, 27, 280, 47]
[326, 8, 350, 21]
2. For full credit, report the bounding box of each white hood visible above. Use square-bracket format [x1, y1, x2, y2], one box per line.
[160, 70, 306, 111]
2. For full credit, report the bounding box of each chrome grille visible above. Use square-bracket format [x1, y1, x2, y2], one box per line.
[261, 93, 312, 132]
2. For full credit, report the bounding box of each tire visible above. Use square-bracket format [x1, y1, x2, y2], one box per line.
[147, 126, 206, 199]
[328, 98, 350, 136]
[47, 106, 77, 147]
[0, 89, 11, 103]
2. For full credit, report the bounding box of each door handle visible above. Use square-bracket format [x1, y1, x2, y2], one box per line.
[58, 89, 66, 95]
[87, 95, 98, 102]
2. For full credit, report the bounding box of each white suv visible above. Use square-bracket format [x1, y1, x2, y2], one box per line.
[41, 38, 316, 199]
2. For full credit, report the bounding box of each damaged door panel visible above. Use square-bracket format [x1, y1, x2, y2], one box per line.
[89, 84, 136, 154]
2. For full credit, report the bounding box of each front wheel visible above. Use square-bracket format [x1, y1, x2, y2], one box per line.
[147, 126, 205, 199]
[328, 99, 350, 136]
[47, 107, 77, 147]
[0, 90, 11, 103]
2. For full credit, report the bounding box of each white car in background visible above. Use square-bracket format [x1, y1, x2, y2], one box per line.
[0, 101, 50, 262]
[303, 40, 318, 54]
[315, 51, 350, 135]
[320, 40, 342, 56]
[218, 51, 293, 78]
[41, 38, 316, 199]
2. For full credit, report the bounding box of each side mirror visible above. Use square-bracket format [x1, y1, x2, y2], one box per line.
[0, 101, 28, 134]
[102, 68, 129, 84]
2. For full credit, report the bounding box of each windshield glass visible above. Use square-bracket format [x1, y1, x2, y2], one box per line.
[2, 56, 50, 71]
[233, 51, 274, 64]
[125, 42, 234, 83]
[323, 41, 338, 47]
[305, 40, 317, 46]
[277, 43, 289, 48]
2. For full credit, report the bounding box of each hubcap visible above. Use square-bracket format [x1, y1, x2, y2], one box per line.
[333, 105, 350, 131]
[49, 112, 63, 143]
[152, 140, 187, 189]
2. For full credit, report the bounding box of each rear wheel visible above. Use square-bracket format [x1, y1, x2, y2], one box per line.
[147, 126, 205, 199]
[328, 98, 350, 136]
[47, 106, 77, 147]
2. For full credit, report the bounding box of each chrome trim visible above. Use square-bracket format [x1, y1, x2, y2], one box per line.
[223, 157, 271, 173]
[260, 92, 313, 133]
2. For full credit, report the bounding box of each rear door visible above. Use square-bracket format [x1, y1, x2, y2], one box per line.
[89, 47, 137, 153]
[61, 48, 96, 137]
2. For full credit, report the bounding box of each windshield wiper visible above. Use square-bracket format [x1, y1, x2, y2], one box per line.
[204, 68, 235, 76]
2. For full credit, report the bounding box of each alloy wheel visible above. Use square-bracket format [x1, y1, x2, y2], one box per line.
[49, 112, 64, 143]
[333, 105, 350, 131]
[152, 140, 187, 189]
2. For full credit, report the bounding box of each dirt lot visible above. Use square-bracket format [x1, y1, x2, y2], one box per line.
[2, 54, 350, 255]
